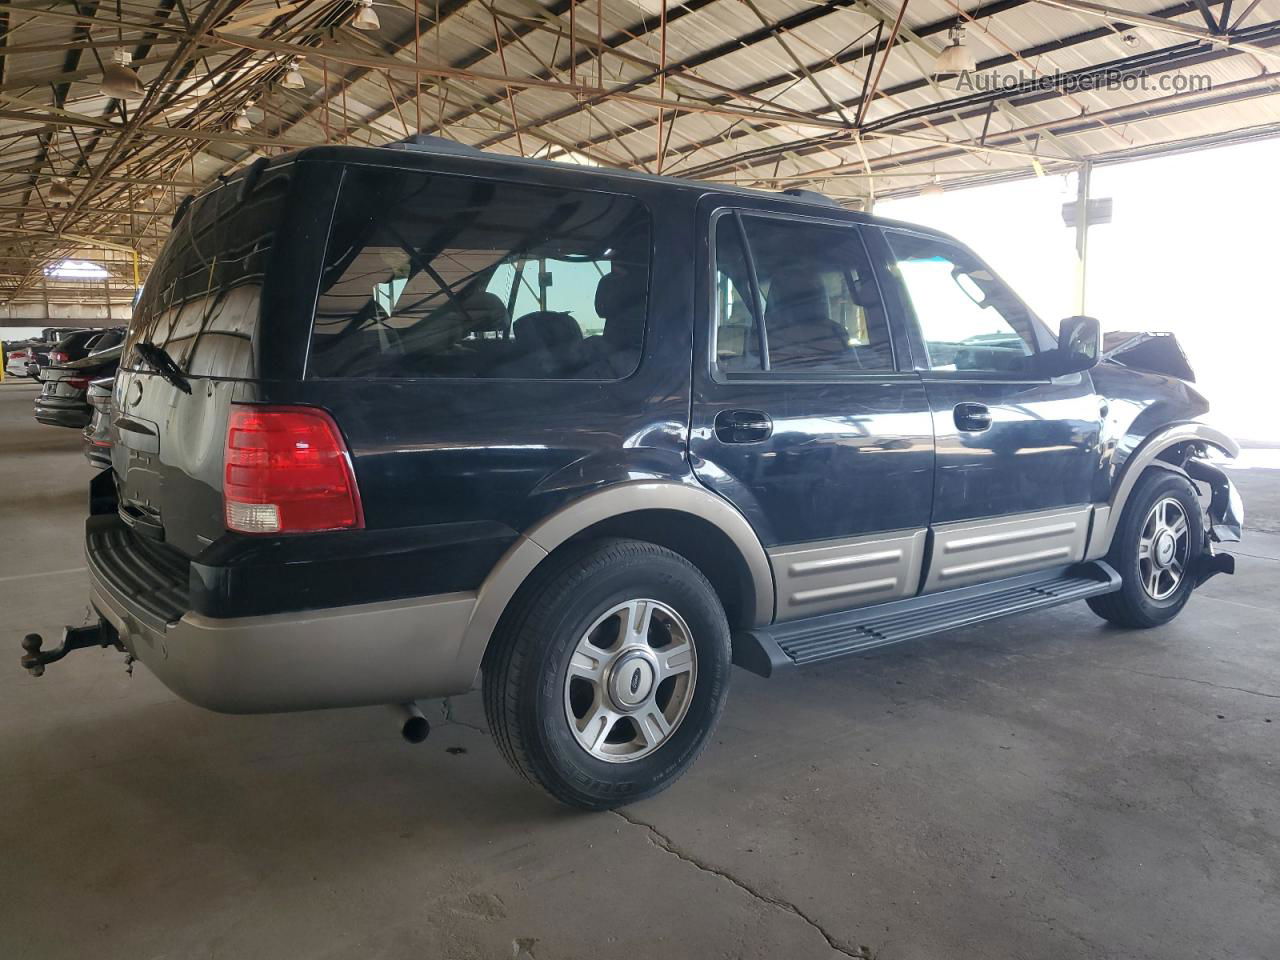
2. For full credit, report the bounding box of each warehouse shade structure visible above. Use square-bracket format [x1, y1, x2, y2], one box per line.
[0, 0, 1278, 313]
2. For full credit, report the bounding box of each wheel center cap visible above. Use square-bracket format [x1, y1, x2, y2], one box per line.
[1154, 531, 1176, 567]
[609, 652, 656, 710]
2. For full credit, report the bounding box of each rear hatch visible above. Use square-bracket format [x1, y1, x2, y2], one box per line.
[37, 365, 80, 401]
[111, 158, 308, 557]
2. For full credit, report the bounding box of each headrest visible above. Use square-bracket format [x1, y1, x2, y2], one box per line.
[594, 267, 644, 319]
[459, 291, 508, 332]
[513, 311, 582, 349]
[764, 269, 829, 329]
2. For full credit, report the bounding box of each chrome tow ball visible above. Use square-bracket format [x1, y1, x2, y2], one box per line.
[21, 622, 120, 678]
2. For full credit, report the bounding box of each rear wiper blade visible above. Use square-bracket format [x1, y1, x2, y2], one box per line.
[134, 341, 192, 394]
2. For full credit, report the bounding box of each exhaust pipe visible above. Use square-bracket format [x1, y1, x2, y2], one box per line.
[394, 701, 430, 744]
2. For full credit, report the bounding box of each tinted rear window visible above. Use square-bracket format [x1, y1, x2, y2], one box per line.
[90, 330, 124, 353]
[124, 164, 292, 378]
[54, 331, 95, 352]
[309, 167, 650, 380]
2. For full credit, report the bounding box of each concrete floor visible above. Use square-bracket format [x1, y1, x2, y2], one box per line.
[2, 379, 1277, 960]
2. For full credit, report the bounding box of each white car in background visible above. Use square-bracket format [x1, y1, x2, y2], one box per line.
[5, 344, 39, 379]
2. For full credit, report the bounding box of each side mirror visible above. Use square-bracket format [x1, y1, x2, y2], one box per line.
[1042, 315, 1101, 376]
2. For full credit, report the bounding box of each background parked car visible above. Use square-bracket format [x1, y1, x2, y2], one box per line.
[33, 343, 122, 428]
[5, 341, 39, 379]
[37, 328, 123, 378]
[82, 376, 115, 469]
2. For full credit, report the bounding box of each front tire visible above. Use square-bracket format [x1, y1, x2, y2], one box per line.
[1087, 468, 1204, 628]
[483, 538, 732, 810]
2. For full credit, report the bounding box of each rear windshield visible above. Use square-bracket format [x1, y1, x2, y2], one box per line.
[89, 330, 124, 354]
[54, 331, 96, 352]
[124, 163, 292, 378]
[309, 167, 650, 380]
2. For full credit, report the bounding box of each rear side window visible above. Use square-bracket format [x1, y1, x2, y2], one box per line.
[310, 168, 650, 380]
[713, 212, 893, 377]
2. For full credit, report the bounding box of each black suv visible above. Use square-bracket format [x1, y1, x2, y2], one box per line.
[23, 141, 1243, 809]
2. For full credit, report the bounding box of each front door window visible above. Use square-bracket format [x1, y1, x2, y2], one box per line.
[884, 231, 1043, 375]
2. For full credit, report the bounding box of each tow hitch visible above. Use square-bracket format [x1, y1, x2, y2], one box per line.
[21, 620, 121, 677]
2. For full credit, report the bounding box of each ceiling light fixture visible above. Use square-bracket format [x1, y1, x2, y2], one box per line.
[351, 0, 380, 31]
[920, 180, 945, 198]
[101, 48, 145, 100]
[282, 58, 306, 89]
[48, 178, 76, 205]
[934, 25, 976, 77]
[233, 108, 253, 133]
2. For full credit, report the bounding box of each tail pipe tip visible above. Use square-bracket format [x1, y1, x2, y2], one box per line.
[394, 701, 430, 744]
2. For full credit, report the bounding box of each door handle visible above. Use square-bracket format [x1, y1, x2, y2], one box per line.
[714, 409, 773, 444]
[953, 402, 992, 432]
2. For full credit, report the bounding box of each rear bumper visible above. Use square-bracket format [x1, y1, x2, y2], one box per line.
[88, 561, 481, 714]
[34, 397, 91, 428]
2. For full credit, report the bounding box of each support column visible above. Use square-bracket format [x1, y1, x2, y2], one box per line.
[1074, 161, 1092, 315]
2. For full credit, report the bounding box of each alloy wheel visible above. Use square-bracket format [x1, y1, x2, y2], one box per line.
[1138, 496, 1191, 600]
[563, 598, 698, 763]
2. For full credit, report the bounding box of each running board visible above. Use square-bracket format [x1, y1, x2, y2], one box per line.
[733, 562, 1121, 677]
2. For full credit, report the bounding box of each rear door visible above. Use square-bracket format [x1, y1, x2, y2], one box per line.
[689, 202, 934, 621]
[870, 227, 1102, 591]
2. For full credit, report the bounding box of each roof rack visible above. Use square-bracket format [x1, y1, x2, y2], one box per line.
[777, 187, 840, 207]
[383, 134, 485, 155]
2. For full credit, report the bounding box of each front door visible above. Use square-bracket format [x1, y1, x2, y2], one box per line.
[871, 227, 1103, 591]
[689, 203, 935, 621]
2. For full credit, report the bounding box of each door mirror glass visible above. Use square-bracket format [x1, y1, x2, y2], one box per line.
[1044, 315, 1101, 376]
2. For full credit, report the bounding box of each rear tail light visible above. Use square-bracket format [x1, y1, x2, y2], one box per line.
[50, 351, 68, 364]
[66, 376, 90, 391]
[7, 350, 22, 359]
[223, 405, 364, 534]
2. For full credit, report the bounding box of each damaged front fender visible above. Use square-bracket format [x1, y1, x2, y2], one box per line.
[1185, 458, 1244, 544]
[1184, 457, 1244, 587]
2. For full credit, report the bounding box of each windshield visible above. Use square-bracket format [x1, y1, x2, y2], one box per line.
[124, 163, 292, 379]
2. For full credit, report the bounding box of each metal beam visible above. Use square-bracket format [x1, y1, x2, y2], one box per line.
[1032, 0, 1280, 64]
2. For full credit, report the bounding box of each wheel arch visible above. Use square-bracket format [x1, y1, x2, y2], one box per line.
[1087, 421, 1237, 559]
[456, 481, 775, 687]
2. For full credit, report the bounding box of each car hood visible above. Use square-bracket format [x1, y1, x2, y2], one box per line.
[1101, 331, 1195, 382]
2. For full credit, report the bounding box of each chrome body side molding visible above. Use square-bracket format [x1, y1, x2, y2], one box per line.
[770, 529, 927, 621]
[925, 506, 1092, 592]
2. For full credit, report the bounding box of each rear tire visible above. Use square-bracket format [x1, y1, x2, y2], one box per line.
[483, 538, 732, 810]
[1087, 468, 1204, 628]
